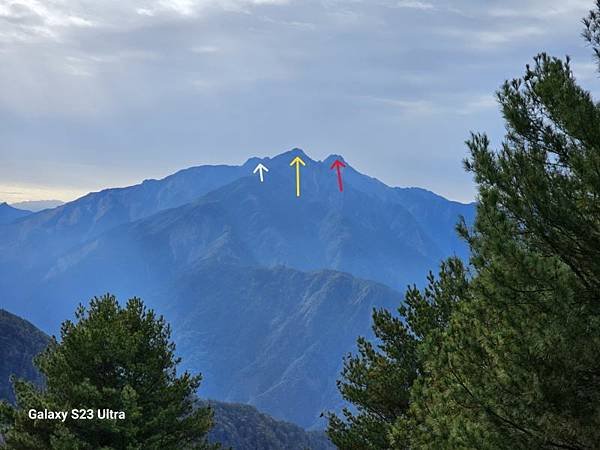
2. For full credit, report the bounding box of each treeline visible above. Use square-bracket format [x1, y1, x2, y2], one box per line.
[326, 3, 600, 450]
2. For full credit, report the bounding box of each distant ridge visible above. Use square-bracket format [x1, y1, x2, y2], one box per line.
[207, 401, 335, 450]
[11, 200, 65, 212]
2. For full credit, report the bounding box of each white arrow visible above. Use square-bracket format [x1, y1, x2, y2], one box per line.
[253, 163, 269, 183]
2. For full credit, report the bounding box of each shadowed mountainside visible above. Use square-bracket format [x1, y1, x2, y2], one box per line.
[0, 309, 48, 403]
[0, 149, 474, 428]
[0, 203, 31, 225]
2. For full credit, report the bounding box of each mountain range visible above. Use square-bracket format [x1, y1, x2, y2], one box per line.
[0, 149, 474, 428]
[10, 200, 65, 212]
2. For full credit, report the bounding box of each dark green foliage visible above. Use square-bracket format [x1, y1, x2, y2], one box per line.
[0, 308, 336, 450]
[206, 401, 335, 450]
[0, 294, 216, 450]
[326, 259, 467, 449]
[330, 4, 600, 449]
[0, 310, 49, 404]
[326, 306, 417, 450]
[412, 52, 600, 449]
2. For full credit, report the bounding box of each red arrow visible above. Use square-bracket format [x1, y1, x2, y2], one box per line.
[330, 159, 346, 192]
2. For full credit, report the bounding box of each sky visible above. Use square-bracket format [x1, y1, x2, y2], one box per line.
[0, 0, 599, 204]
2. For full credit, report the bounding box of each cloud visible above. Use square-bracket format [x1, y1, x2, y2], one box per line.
[394, 1, 435, 10]
[1, 0, 596, 203]
[431, 0, 591, 49]
[0, 0, 96, 43]
[0, 0, 291, 45]
[190, 45, 220, 53]
[456, 94, 497, 115]
[130, 0, 290, 19]
[488, 0, 590, 19]
[437, 23, 546, 49]
[571, 61, 598, 82]
[0, 0, 298, 116]
[475, 25, 545, 46]
[360, 92, 498, 117]
[363, 95, 439, 115]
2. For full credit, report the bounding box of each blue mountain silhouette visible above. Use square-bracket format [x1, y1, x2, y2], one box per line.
[0, 149, 474, 428]
[0, 203, 30, 225]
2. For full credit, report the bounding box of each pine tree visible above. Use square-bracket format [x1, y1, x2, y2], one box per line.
[326, 259, 468, 449]
[0, 294, 217, 450]
[330, 2, 600, 449]
[400, 49, 600, 449]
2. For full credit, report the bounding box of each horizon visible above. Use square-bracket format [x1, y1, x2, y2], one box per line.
[3, 147, 476, 208]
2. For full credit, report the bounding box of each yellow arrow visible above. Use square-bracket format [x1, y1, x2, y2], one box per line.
[289, 156, 306, 197]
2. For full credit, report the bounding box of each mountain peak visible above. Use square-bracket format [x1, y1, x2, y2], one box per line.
[290, 147, 307, 156]
[272, 148, 313, 163]
[243, 148, 314, 169]
[323, 154, 348, 167]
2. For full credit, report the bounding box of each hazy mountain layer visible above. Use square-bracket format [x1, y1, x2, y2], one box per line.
[0, 149, 474, 428]
[0, 162, 251, 271]
[164, 263, 403, 428]
[10, 200, 65, 212]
